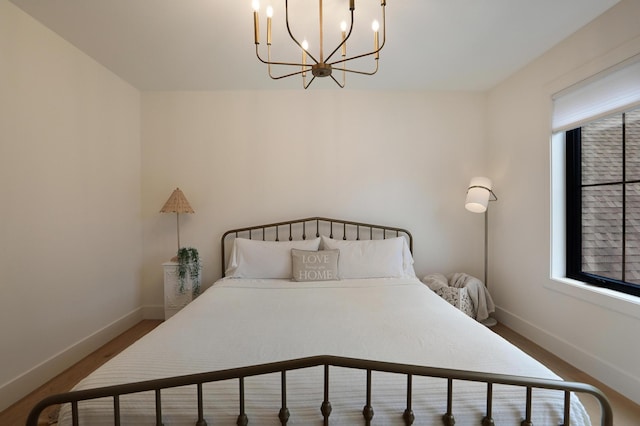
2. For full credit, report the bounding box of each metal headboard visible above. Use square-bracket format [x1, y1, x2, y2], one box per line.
[221, 217, 413, 277]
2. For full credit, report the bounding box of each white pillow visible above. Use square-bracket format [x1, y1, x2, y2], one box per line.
[226, 238, 321, 279]
[321, 236, 409, 279]
[401, 238, 417, 277]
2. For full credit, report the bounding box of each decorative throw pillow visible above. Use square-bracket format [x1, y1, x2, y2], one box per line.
[291, 249, 339, 282]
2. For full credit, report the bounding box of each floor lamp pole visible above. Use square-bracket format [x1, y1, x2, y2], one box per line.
[484, 209, 488, 287]
[483, 208, 497, 327]
[176, 212, 181, 253]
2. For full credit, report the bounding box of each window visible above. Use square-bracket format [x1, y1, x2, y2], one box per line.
[565, 107, 640, 297]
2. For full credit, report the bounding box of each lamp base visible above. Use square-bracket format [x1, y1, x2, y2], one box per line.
[480, 316, 498, 327]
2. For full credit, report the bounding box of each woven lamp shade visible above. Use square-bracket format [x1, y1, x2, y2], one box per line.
[160, 188, 194, 214]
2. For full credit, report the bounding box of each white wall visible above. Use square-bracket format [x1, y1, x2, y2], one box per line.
[487, 0, 640, 404]
[140, 90, 489, 310]
[0, 1, 142, 410]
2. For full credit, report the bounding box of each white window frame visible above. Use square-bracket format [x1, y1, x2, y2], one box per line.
[550, 132, 640, 319]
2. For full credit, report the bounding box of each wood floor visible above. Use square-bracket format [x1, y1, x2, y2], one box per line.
[492, 323, 640, 426]
[0, 321, 162, 426]
[1, 320, 639, 425]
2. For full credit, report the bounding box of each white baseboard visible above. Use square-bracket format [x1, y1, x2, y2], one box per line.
[141, 304, 164, 320]
[495, 306, 640, 405]
[0, 308, 143, 412]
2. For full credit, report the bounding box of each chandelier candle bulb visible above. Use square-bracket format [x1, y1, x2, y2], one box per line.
[266, 6, 272, 45]
[373, 20, 379, 59]
[302, 40, 308, 76]
[318, 0, 324, 62]
[341, 21, 347, 56]
[252, 0, 260, 44]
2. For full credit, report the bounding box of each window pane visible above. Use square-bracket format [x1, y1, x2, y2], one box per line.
[582, 115, 622, 185]
[627, 183, 640, 284]
[582, 185, 623, 280]
[627, 108, 640, 182]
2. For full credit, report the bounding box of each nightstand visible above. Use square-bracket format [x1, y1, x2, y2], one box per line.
[163, 261, 194, 320]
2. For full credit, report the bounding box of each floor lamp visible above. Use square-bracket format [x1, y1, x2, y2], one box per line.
[160, 188, 195, 261]
[465, 177, 498, 327]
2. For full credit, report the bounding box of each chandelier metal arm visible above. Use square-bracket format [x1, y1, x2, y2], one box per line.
[269, 67, 310, 81]
[323, 10, 355, 64]
[328, 41, 385, 68]
[267, 45, 307, 81]
[255, 45, 313, 80]
[329, 74, 345, 89]
[328, 44, 383, 67]
[271, 68, 308, 80]
[339, 61, 379, 76]
[303, 75, 316, 89]
[284, 0, 320, 65]
[255, 45, 307, 68]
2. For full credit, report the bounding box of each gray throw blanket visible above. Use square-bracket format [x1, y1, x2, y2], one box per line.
[423, 272, 495, 321]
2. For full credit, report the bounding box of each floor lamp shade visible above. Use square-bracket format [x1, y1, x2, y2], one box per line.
[465, 177, 493, 213]
[160, 188, 194, 254]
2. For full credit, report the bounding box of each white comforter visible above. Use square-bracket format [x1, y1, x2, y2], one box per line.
[59, 278, 590, 425]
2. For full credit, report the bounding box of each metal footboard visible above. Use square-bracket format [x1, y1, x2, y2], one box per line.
[26, 355, 612, 426]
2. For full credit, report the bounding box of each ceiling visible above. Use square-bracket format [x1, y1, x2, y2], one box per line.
[10, 0, 621, 91]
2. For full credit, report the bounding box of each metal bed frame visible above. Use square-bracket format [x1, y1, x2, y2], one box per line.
[27, 355, 612, 426]
[27, 217, 612, 426]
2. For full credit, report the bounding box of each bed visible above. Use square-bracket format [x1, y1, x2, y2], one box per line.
[28, 217, 612, 426]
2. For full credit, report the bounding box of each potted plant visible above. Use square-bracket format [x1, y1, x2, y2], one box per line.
[177, 247, 201, 297]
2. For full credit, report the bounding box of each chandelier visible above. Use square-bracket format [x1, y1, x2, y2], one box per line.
[252, 0, 387, 89]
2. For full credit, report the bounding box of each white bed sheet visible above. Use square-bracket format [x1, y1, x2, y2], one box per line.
[59, 278, 590, 425]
